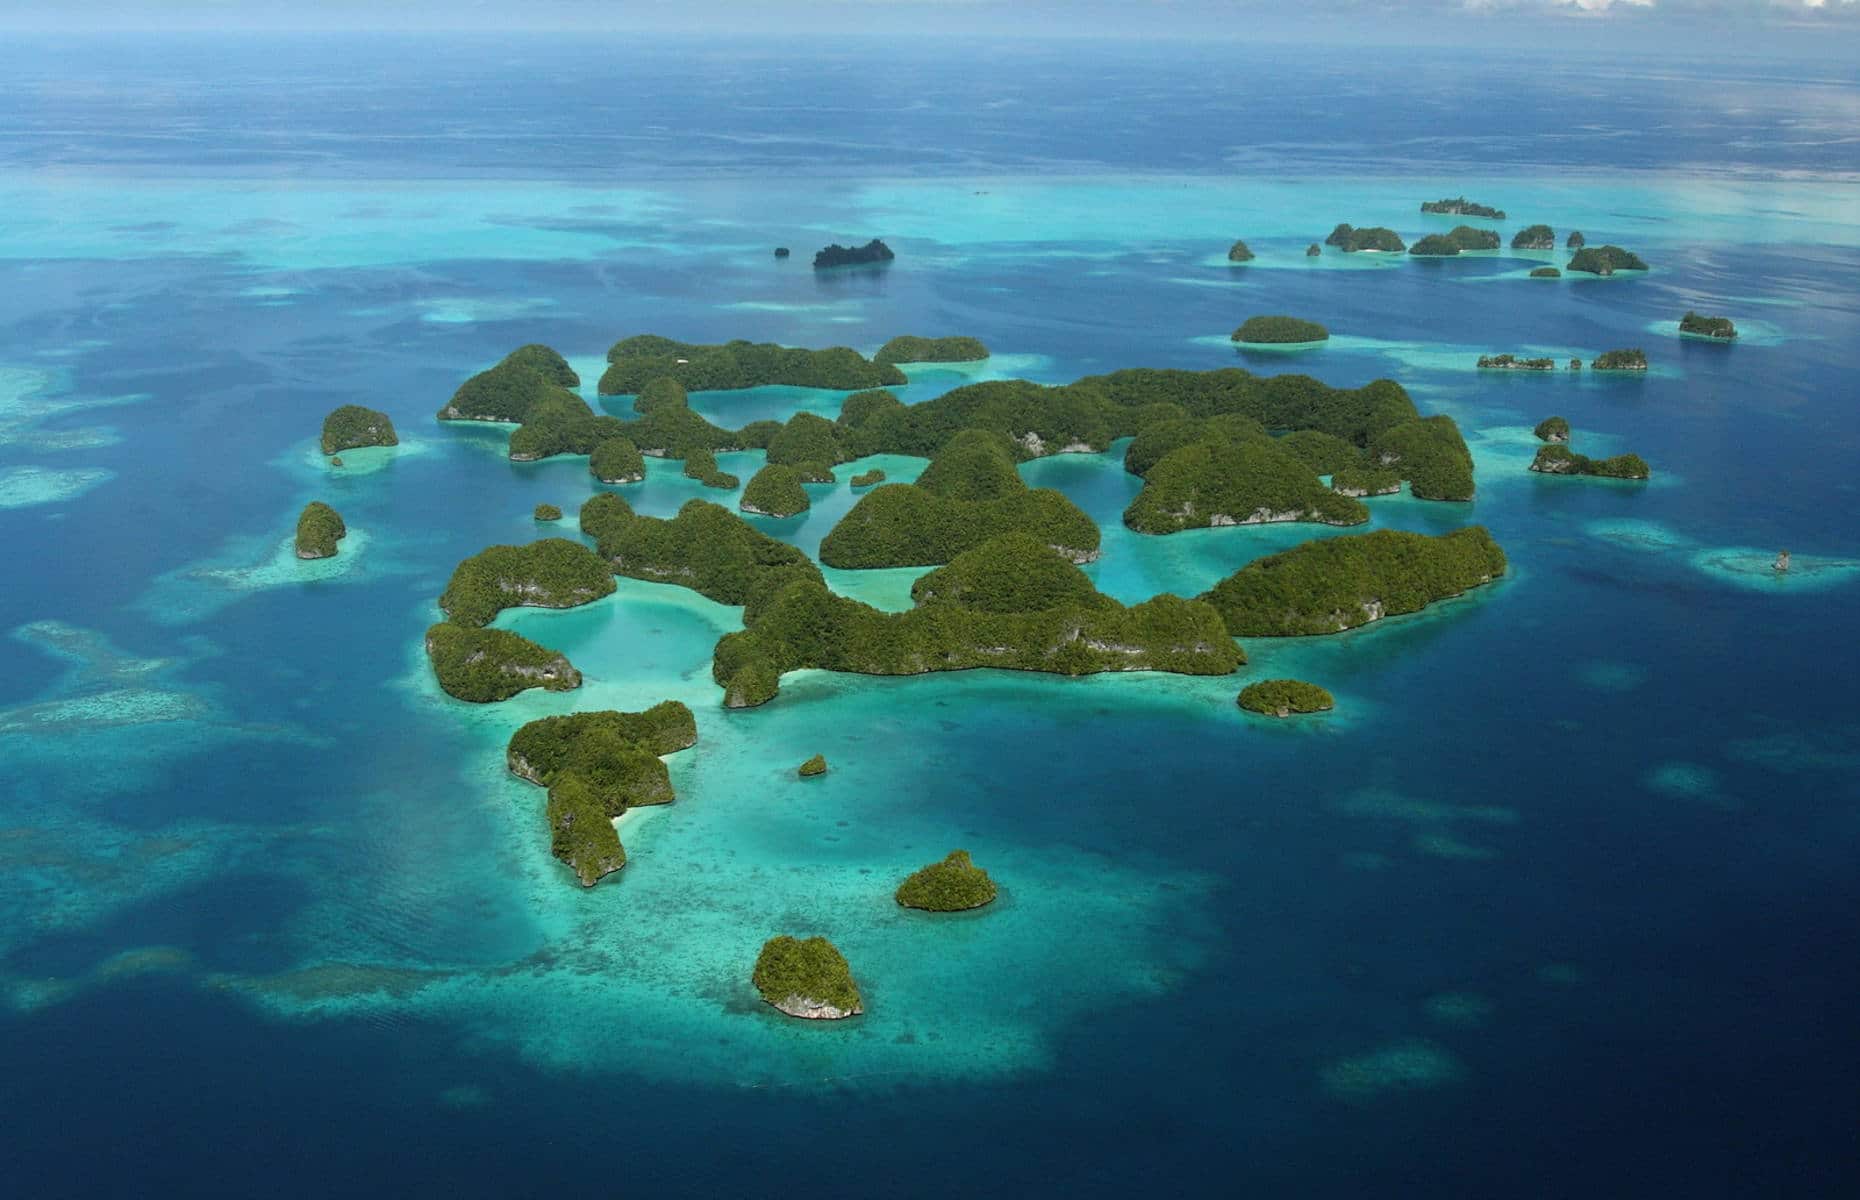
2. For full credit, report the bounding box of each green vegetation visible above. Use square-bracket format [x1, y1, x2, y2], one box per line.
[1478, 354, 1556, 371]
[502, 344, 581, 388]
[740, 465, 810, 517]
[1276, 429, 1362, 476]
[1325, 224, 1406, 253]
[1237, 678, 1335, 717]
[1567, 245, 1647, 275]
[1306, 244, 1321, 257]
[813, 239, 894, 270]
[546, 775, 626, 886]
[507, 392, 628, 461]
[1530, 445, 1651, 480]
[1592, 348, 1649, 371]
[753, 936, 862, 1018]
[1226, 240, 1255, 263]
[1232, 315, 1329, 344]
[597, 335, 905, 395]
[1330, 464, 1402, 497]
[798, 754, 828, 778]
[850, 468, 886, 488]
[1679, 311, 1737, 340]
[579, 492, 824, 606]
[819, 431, 1100, 568]
[440, 345, 580, 422]
[1409, 234, 1462, 256]
[621, 379, 749, 457]
[1365, 415, 1475, 501]
[714, 532, 1241, 707]
[1201, 527, 1507, 637]
[1529, 267, 1562, 278]
[589, 436, 645, 483]
[294, 501, 346, 559]
[764, 411, 846, 477]
[1125, 436, 1368, 533]
[1511, 224, 1556, 250]
[424, 623, 580, 703]
[682, 446, 740, 490]
[1447, 225, 1500, 250]
[1566, 230, 1585, 249]
[534, 503, 562, 521]
[438, 538, 616, 627]
[895, 850, 998, 911]
[874, 335, 989, 365]
[1534, 416, 1570, 443]
[320, 405, 398, 455]
[1421, 197, 1506, 219]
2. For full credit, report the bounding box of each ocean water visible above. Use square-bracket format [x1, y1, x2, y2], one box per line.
[1, 35, 1857, 1198]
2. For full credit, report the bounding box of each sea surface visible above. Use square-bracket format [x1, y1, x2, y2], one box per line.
[1, 35, 1857, 1198]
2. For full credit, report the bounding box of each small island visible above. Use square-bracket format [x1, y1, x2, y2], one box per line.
[740, 465, 810, 517]
[1421, 197, 1506, 220]
[1511, 224, 1556, 250]
[798, 754, 828, 778]
[850, 468, 886, 488]
[1325, 224, 1406, 253]
[1125, 434, 1368, 533]
[1534, 416, 1570, 444]
[1592, 348, 1649, 371]
[425, 623, 580, 703]
[1226, 239, 1255, 263]
[598, 335, 906, 395]
[1231, 315, 1329, 345]
[813, 239, 894, 270]
[590, 436, 645, 484]
[580, 493, 824, 606]
[294, 501, 346, 560]
[874, 335, 989, 366]
[320, 404, 398, 455]
[534, 503, 562, 522]
[1366, 415, 1475, 501]
[1529, 267, 1562, 278]
[1306, 243, 1321, 257]
[439, 344, 580, 423]
[1411, 226, 1500, 256]
[1566, 231, 1586, 249]
[1530, 444, 1651, 480]
[1567, 245, 1648, 275]
[773, 246, 790, 258]
[895, 850, 998, 911]
[1477, 354, 1556, 371]
[1237, 679, 1335, 718]
[438, 538, 617, 627]
[1679, 311, 1737, 340]
[752, 936, 863, 1020]
[683, 447, 740, 490]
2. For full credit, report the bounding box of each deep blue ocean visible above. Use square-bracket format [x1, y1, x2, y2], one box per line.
[0, 35, 1857, 1197]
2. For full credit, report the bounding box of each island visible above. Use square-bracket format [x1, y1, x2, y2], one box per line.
[320, 404, 398, 455]
[1529, 444, 1651, 480]
[874, 335, 990, 365]
[1325, 224, 1406, 253]
[1306, 243, 1321, 257]
[798, 754, 828, 778]
[1567, 245, 1648, 275]
[438, 538, 617, 626]
[774, 246, 790, 258]
[752, 936, 862, 1020]
[507, 391, 629, 461]
[895, 850, 998, 911]
[1231, 315, 1329, 344]
[294, 501, 346, 560]
[590, 436, 646, 484]
[1330, 464, 1402, 497]
[1511, 224, 1556, 250]
[439, 344, 580, 423]
[425, 622, 580, 703]
[1226, 239, 1255, 263]
[1276, 430, 1362, 476]
[765, 411, 847, 479]
[1529, 267, 1562, 278]
[1366, 415, 1475, 501]
[683, 447, 740, 490]
[740, 465, 810, 517]
[813, 239, 894, 270]
[579, 493, 824, 606]
[1237, 679, 1335, 718]
[1409, 234, 1461, 256]
[1679, 311, 1737, 340]
[534, 503, 562, 521]
[713, 532, 1242, 707]
[1534, 416, 1571, 443]
[850, 468, 886, 488]
[1592, 348, 1649, 371]
[597, 334, 906, 395]
[1421, 197, 1506, 220]
[1477, 354, 1556, 371]
[1200, 527, 1507, 636]
[1125, 433, 1369, 533]
[1566, 231, 1586, 249]
[1411, 226, 1500, 255]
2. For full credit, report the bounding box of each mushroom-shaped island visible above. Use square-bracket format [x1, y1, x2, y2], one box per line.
[1679, 311, 1737, 340]
[1534, 416, 1571, 444]
[1305, 243, 1322, 257]
[753, 936, 863, 1020]
[590, 436, 645, 484]
[1325, 224, 1406, 253]
[1592, 348, 1649, 371]
[534, 503, 562, 522]
[1511, 225, 1556, 250]
[896, 850, 998, 911]
[320, 404, 398, 455]
[1568, 245, 1647, 275]
[295, 501, 346, 560]
[1238, 679, 1335, 718]
[740, 465, 810, 517]
[1231, 315, 1329, 345]
[1566, 230, 1586, 249]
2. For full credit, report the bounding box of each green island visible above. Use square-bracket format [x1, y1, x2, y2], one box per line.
[1237, 678, 1335, 718]
[1421, 197, 1506, 220]
[752, 936, 862, 1019]
[1566, 231, 1586, 249]
[1530, 444, 1651, 480]
[850, 468, 886, 488]
[507, 391, 630, 462]
[1226, 239, 1255, 263]
[1331, 464, 1402, 497]
[1365, 415, 1475, 501]
[1125, 427, 1368, 533]
[1679, 311, 1737, 340]
[712, 532, 1242, 708]
[1200, 527, 1507, 636]
[1231, 315, 1329, 344]
[590, 436, 645, 484]
[424, 622, 580, 703]
[438, 538, 617, 627]
[621, 379, 761, 458]
[1276, 429, 1362, 475]
[798, 754, 828, 777]
[1511, 224, 1556, 250]
[597, 334, 906, 396]
[1478, 354, 1556, 371]
[813, 239, 894, 270]
[320, 404, 398, 455]
[1325, 224, 1406, 253]
[765, 411, 845, 480]
[1411, 226, 1501, 256]
[294, 501, 346, 560]
[1529, 267, 1562, 278]
[1534, 416, 1571, 443]
[534, 503, 562, 521]
[895, 850, 998, 911]
[874, 335, 989, 365]
[682, 447, 740, 490]
[1306, 243, 1321, 257]
[439, 344, 580, 422]
[819, 430, 1101, 568]
[579, 492, 824, 606]
[1592, 348, 1649, 371]
[740, 465, 810, 517]
[506, 703, 699, 886]
[1567, 245, 1648, 275]
[773, 246, 790, 258]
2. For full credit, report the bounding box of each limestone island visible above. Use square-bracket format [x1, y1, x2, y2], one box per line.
[1511, 225, 1556, 250]
[1226, 239, 1255, 263]
[590, 436, 645, 484]
[320, 404, 398, 455]
[295, 501, 346, 560]
[813, 239, 895, 270]
[1478, 354, 1556, 371]
[740, 465, 810, 517]
[439, 344, 580, 423]
[1199, 527, 1507, 636]
[798, 754, 828, 778]
[874, 335, 989, 366]
[1534, 416, 1570, 443]
[1566, 231, 1586, 249]
[753, 935, 862, 1020]
[1331, 464, 1402, 497]
[1325, 224, 1406, 253]
[534, 503, 562, 521]
[1410, 226, 1501, 256]
[850, 468, 886, 488]
[425, 623, 580, 703]
[1124, 421, 1369, 533]
[598, 334, 906, 395]
[1231, 315, 1329, 345]
[1592, 348, 1649, 372]
[1306, 243, 1321, 257]
[1237, 679, 1335, 718]
[438, 538, 616, 627]
[579, 493, 824, 607]
[1421, 197, 1506, 220]
[1529, 267, 1562, 278]
[1679, 311, 1737, 340]
[896, 850, 998, 911]
[1530, 444, 1651, 480]
[774, 246, 790, 258]
[1568, 245, 1647, 275]
[683, 447, 739, 490]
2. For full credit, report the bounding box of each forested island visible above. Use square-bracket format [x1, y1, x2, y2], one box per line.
[1568, 245, 1648, 275]
[320, 405, 398, 455]
[740, 465, 810, 517]
[896, 850, 998, 911]
[599, 335, 906, 395]
[1325, 224, 1406, 253]
[1237, 679, 1335, 717]
[1534, 416, 1570, 443]
[798, 754, 828, 778]
[1231, 315, 1329, 344]
[1410, 226, 1501, 256]
[1511, 225, 1556, 250]
[1421, 197, 1506, 219]
[1478, 354, 1556, 371]
[875, 335, 989, 365]
[1530, 444, 1651, 480]
[1123, 422, 1369, 533]
[438, 539, 617, 626]
[1529, 267, 1562, 278]
[425, 623, 580, 703]
[850, 468, 886, 487]
[1226, 239, 1255, 263]
[753, 936, 862, 1019]
[1679, 311, 1737, 340]
[534, 504, 563, 522]
[1592, 348, 1649, 371]
[294, 501, 345, 559]
[813, 239, 894, 270]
